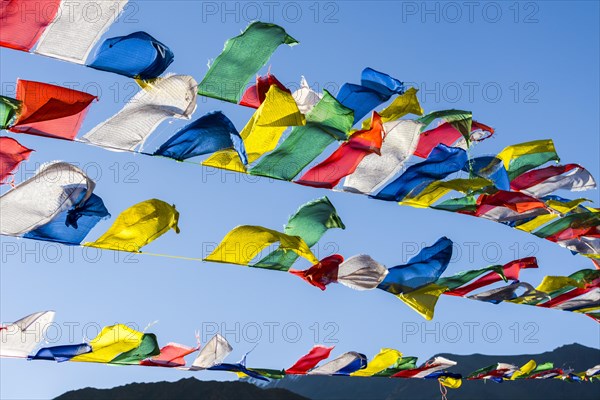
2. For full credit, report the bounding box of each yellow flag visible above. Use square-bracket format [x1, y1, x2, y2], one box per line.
[351, 348, 403, 376]
[439, 376, 462, 388]
[547, 198, 590, 214]
[71, 324, 143, 363]
[398, 284, 448, 320]
[511, 359, 537, 380]
[85, 199, 180, 252]
[203, 85, 305, 172]
[535, 276, 583, 293]
[497, 139, 557, 170]
[516, 214, 558, 233]
[204, 225, 318, 266]
[400, 178, 492, 208]
[359, 87, 423, 130]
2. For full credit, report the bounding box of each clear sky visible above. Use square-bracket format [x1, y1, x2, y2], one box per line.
[1, 1, 599, 399]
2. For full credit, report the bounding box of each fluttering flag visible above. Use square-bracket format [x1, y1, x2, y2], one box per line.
[85, 199, 180, 253]
[286, 345, 334, 375]
[255, 196, 345, 271]
[29, 344, 92, 362]
[0, 311, 55, 358]
[308, 352, 367, 375]
[374, 144, 468, 201]
[292, 77, 322, 114]
[190, 334, 232, 370]
[296, 112, 384, 189]
[336, 255, 389, 290]
[0, 137, 33, 184]
[0, 162, 94, 236]
[465, 156, 510, 191]
[443, 257, 538, 297]
[399, 178, 493, 209]
[24, 190, 110, 245]
[0, 0, 61, 51]
[358, 87, 423, 130]
[374, 356, 418, 377]
[204, 225, 319, 267]
[110, 334, 161, 365]
[350, 348, 402, 377]
[203, 85, 304, 172]
[415, 120, 494, 158]
[70, 324, 144, 363]
[337, 68, 405, 123]
[250, 89, 353, 181]
[140, 343, 199, 367]
[239, 73, 290, 108]
[83, 74, 197, 151]
[510, 164, 596, 198]
[33, 0, 128, 63]
[343, 120, 423, 194]
[497, 140, 560, 180]
[510, 360, 537, 380]
[396, 284, 449, 320]
[468, 282, 548, 304]
[290, 254, 344, 290]
[475, 191, 549, 222]
[154, 111, 247, 164]
[377, 237, 453, 295]
[392, 357, 457, 378]
[88, 31, 174, 79]
[468, 363, 518, 382]
[10, 80, 97, 140]
[417, 110, 473, 144]
[197, 22, 298, 103]
[0, 95, 21, 128]
[533, 211, 600, 242]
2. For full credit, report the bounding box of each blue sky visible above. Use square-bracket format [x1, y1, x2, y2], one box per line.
[1, 1, 599, 398]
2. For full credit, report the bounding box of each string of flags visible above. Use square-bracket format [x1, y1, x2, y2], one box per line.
[1, 6, 598, 258]
[1, 165, 598, 321]
[1, 311, 599, 387]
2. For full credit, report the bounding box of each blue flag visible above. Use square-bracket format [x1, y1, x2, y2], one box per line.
[374, 144, 468, 201]
[337, 68, 404, 123]
[465, 156, 510, 191]
[154, 111, 247, 164]
[24, 191, 110, 245]
[377, 237, 453, 295]
[88, 32, 174, 79]
[29, 344, 92, 362]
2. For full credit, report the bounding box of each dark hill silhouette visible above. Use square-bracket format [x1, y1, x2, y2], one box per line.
[55, 379, 309, 400]
[54, 344, 600, 400]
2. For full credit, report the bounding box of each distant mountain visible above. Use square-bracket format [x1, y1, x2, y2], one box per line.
[265, 343, 600, 400]
[55, 379, 309, 400]
[54, 344, 600, 400]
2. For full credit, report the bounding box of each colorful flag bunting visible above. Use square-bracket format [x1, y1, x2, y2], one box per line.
[350, 349, 403, 377]
[286, 345, 334, 375]
[70, 324, 144, 363]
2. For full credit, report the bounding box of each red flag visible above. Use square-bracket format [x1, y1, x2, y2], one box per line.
[510, 164, 581, 191]
[10, 80, 97, 140]
[289, 254, 344, 290]
[296, 113, 383, 189]
[285, 345, 334, 375]
[239, 73, 290, 108]
[415, 120, 494, 158]
[140, 343, 199, 368]
[445, 257, 538, 297]
[0, 0, 61, 51]
[476, 191, 547, 216]
[0, 136, 33, 184]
